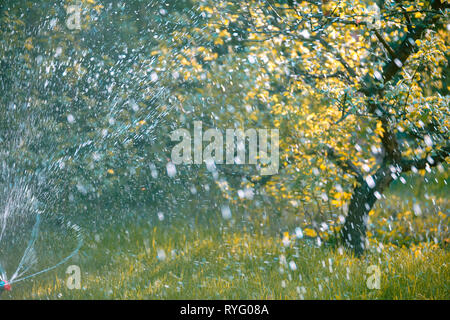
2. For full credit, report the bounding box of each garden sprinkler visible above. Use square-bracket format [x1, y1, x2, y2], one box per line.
[0, 214, 83, 295]
[0, 279, 11, 294]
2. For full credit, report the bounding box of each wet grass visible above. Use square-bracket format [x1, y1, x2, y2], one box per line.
[2, 218, 449, 300]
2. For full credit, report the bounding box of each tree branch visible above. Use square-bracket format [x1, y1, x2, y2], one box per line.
[400, 144, 450, 171]
[318, 38, 357, 78]
[324, 145, 363, 181]
[360, 0, 447, 97]
[373, 29, 396, 58]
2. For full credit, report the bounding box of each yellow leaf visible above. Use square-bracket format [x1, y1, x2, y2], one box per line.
[304, 228, 317, 237]
[24, 38, 33, 50]
[93, 4, 104, 13]
[214, 37, 224, 45]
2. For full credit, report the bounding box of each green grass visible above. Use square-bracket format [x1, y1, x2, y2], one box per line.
[2, 218, 449, 300]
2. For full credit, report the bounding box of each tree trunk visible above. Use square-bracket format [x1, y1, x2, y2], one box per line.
[341, 164, 394, 256]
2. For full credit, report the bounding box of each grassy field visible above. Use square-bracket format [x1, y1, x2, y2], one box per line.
[2, 216, 449, 300]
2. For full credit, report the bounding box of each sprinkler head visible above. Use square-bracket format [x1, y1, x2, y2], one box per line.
[0, 280, 11, 292]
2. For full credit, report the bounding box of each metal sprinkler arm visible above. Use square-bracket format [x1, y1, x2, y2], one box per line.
[0, 279, 11, 294]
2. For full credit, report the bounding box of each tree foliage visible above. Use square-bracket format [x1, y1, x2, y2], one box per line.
[1, 0, 448, 253]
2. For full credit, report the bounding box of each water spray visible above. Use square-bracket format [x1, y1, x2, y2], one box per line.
[0, 213, 83, 296]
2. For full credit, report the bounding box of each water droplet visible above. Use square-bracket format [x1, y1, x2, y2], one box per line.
[289, 261, 297, 271]
[166, 162, 176, 177]
[67, 114, 75, 123]
[221, 205, 232, 220]
[157, 249, 166, 261]
[365, 175, 376, 188]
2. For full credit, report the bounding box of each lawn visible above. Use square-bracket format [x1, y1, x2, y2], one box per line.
[3, 216, 449, 300]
